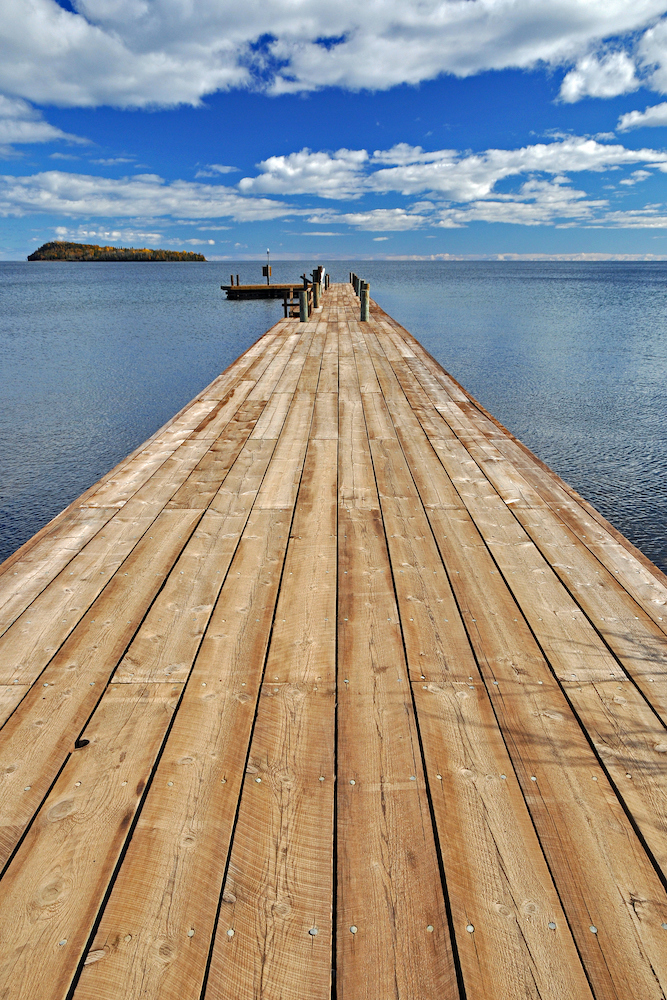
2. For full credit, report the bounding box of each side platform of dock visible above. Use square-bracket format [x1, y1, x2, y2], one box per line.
[1, 283, 667, 999]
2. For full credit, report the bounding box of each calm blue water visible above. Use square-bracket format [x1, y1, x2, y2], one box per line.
[1, 260, 666, 574]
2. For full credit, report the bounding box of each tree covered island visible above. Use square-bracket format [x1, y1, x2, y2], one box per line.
[28, 241, 207, 261]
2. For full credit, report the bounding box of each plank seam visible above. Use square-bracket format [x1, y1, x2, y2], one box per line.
[61, 386, 298, 999]
[0, 509, 207, 889]
[363, 318, 600, 998]
[197, 335, 323, 1000]
[357, 375, 468, 1000]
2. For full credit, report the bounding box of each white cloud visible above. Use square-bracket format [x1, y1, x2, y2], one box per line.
[1, 1, 667, 107]
[618, 101, 667, 129]
[239, 148, 368, 199]
[195, 164, 238, 178]
[6, 134, 667, 233]
[54, 225, 164, 242]
[0, 170, 296, 220]
[619, 168, 653, 184]
[234, 137, 667, 205]
[308, 208, 428, 231]
[367, 137, 667, 200]
[0, 95, 84, 154]
[92, 156, 135, 165]
[435, 178, 607, 227]
[559, 50, 639, 102]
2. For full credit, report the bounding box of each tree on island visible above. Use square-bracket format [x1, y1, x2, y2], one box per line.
[28, 241, 207, 262]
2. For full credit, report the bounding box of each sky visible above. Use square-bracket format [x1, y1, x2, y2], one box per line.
[5, 2, 667, 258]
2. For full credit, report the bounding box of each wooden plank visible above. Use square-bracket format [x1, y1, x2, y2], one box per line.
[186, 381, 257, 442]
[114, 440, 276, 684]
[73, 510, 292, 1000]
[362, 330, 667, 996]
[0, 509, 201, 869]
[335, 329, 457, 999]
[361, 385, 594, 1000]
[206, 438, 337, 1000]
[79, 404, 220, 508]
[337, 505, 458, 1000]
[311, 393, 338, 440]
[316, 325, 338, 393]
[409, 389, 667, 749]
[254, 393, 315, 510]
[422, 501, 667, 998]
[250, 394, 293, 441]
[0, 510, 162, 686]
[0, 685, 27, 727]
[247, 334, 300, 402]
[166, 402, 264, 510]
[273, 331, 315, 394]
[0, 682, 182, 1000]
[0, 508, 117, 637]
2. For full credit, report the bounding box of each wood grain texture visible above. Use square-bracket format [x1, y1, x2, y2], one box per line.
[72, 511, 292, 1000]
[3, 284, 667, 1000]
[0, 682, 181, 1000]
[0, 510, 201, 868]
[206, 439, 337, 1000]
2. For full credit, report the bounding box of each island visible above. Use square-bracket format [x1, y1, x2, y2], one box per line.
[27, 241, 207, 262]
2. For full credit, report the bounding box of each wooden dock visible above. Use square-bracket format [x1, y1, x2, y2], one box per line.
[1, 282, 667, 999]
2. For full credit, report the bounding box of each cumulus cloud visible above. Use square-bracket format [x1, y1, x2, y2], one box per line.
[257, 138, 667, 203]
[0, 170, 296, 220]
[0, 95, 84, 154]
[239, 148, 368, 199]
[435, 179, 607, 227]
[559, 50, 640, 102]
[619, 169, 653, 184]
[1, 0, 667, 107]
[618, 101, 667, 129]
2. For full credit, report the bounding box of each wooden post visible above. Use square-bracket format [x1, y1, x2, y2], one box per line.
[313, 282, 321, 308]
[236, 274, 240, 286]
[360, 281, 370, 322]
[299, 289, 308, 322]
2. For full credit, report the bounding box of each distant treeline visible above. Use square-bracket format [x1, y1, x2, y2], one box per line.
[28, 241, 207, 262]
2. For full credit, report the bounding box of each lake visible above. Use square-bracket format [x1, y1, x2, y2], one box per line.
[1, 259, 666, 573]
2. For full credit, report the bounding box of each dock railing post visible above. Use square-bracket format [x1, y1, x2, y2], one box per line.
[299, 289, 308, 323]
[360, 281, 370, 321]
[313, 281, 321, 308]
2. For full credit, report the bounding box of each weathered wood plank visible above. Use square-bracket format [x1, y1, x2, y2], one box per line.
[113, 440, 275, 684]
[0, 682, 181, 1000]
[73, 509, 292, 1000]
[206, 438, 337, 1000]
[0, 510, 201, 868]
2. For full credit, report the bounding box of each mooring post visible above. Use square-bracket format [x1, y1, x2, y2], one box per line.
[299, 289, 308, 322]
[360, 281, 370, 322]
[313, 281, 321, 308]
[236, 274, 240, 286]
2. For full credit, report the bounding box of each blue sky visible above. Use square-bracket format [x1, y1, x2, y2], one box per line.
[5, 1, 667, 258]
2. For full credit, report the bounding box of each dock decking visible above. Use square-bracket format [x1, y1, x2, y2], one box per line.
[1, 283, 667, 999]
